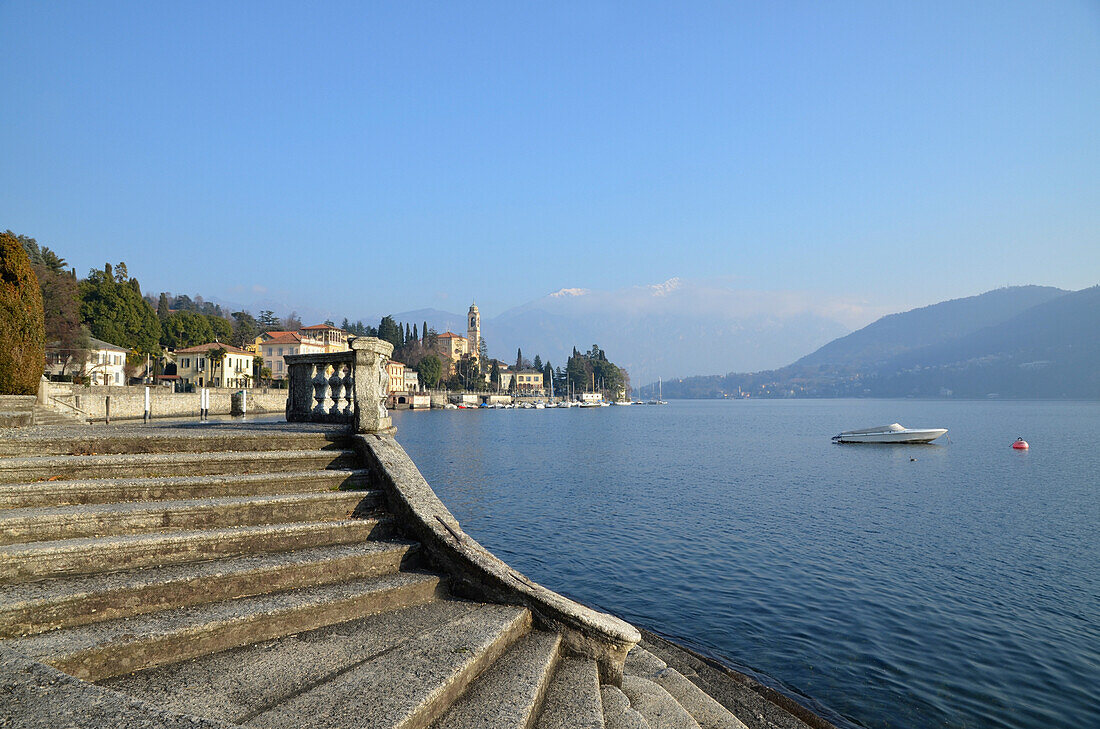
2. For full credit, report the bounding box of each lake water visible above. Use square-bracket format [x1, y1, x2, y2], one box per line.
[390, 399, 1099, 729]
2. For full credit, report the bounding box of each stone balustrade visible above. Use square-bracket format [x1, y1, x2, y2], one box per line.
[285, 336, 394, 433]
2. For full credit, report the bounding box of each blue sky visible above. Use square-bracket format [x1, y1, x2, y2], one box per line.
[2, 1, 1098, 321]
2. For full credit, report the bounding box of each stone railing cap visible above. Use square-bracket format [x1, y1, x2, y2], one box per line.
[350, 337, 394, 356]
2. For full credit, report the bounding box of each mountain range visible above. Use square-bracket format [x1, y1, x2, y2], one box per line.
[654, 285, 1100, 399]
[389, 279, 884, 385]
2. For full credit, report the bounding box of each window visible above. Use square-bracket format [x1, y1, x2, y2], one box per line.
[278, 348, 284, 356]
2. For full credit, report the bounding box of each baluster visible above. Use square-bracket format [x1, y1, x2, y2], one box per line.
[328, 365, 343, 416]
[312, 364, 329, 416]
[340, 363, 355, 418]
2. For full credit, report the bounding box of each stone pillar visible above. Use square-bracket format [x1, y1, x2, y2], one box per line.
[351, 337, 394, 433]
[284, 359, 315, 422]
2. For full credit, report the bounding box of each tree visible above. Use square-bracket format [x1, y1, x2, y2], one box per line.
[19, 234, 86, 374]
[412, 323, 418, 342]
[478, 337, 488, 371]
[490, 360, 501, 390]
[282, 311, 303, 331]
[378, 316, 402, 350]
[324, 319, 335, 327]
[258, 310, 280, 330]
[417, 355, 443, 390]
[207, 315, 232, 343]
[207, 346, 228, 387]
[0, 231, 45, 394]
[231, 311, 261, 348]
[450, 354, 484, 391]
[533, 354, 543, 371]
[516, 348, 523, 371]
[422, 321, 428, 344]
[161, 311, 214, 349]
[79, 263, 161, 354]
[157, 293, 170, 320]
[405, 323, 411, 343]
[543, 361, 553, 390]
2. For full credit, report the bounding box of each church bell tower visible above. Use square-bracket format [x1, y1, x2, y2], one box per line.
[467, 303, 481, 362]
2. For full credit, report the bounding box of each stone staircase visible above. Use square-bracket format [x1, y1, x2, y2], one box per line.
[0, 424, 760, 729]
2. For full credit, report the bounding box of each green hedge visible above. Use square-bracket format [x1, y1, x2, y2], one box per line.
[0, 232, 46, 395]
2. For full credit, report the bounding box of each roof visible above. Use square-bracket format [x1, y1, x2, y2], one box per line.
[437, 332, 466, 339]
[175, 342, 252, 355]
[87, 337, 128, 352]
[388, 360, 406, 368]
[260, 331, 303, 344]
[300, 324, 344, 331]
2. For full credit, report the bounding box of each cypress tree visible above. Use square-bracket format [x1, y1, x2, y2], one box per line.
[0, 231, 45, 394]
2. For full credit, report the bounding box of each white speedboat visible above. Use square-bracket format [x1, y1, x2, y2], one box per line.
[832, 423, 947, 444]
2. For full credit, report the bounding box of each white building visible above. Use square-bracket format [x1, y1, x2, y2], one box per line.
[45, 337, 127, 385]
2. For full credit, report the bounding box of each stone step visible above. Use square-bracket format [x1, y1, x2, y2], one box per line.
[0, 540, 420, 638]
[0, 468, 373, 510]
[8, 570, 445, 682]
[0, 428, 350, 457]
[0, 490, 381, 546]
[0, 448, 359, 483]
[602, 685, 651, 729]
[0, 518, 393, 583]
[620, 675, 700, 729]
[102, 600, 512, 724]
[241, 604, 531, 729]
[534, 656, 605, 729]
[431, 629, 562, 729]
[624, 648, 747, 729]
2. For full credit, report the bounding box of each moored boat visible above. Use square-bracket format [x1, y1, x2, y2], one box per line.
[832, 423, 947, 444]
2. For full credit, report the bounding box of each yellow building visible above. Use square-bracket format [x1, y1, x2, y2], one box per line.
[299, 324, 350, 353]
[514, 370, 545, 394]
[386, 360, 407, 394]
[258, 332, 326, 380]
[176, 343, 254, 389]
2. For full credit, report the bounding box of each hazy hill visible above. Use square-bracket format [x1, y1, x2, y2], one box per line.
[654, 285, 1100, 399]
[793, 285, 1067, 369]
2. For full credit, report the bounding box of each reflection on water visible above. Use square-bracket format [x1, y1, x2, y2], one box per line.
[393, 399, 1100, 729]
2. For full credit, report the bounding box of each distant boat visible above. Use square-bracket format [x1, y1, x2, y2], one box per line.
[832, 423, 948, 444]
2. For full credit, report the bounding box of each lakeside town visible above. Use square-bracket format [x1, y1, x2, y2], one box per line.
[17, 237, 638, 416]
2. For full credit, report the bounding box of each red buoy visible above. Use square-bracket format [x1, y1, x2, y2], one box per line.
[1012, 437, 1029, 450]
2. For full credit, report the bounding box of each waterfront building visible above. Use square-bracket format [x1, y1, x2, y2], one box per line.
[298, 323, 350, 353]
[403, 368, 420, 393]
[258, 332, 326, 381]
[176, 343, 254, 389]
[386, 360, 407, 395]
[45, 337, 128, 385]
[514, 369, 546, 395]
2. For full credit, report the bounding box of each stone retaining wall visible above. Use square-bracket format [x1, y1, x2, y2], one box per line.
[48, 385, 287, 421]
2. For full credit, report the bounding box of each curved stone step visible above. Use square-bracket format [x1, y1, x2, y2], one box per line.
[534, 656, 605, 729]
[0, 540, 420, 638]
[602, 685, 651, 729]
[0, 449, 359, 484]
[431, 629, 562, 729]
[0, 518, 393, 583]
[240, 603, 531, 729]
[625, 648, 747, 729]
[7, 570, 445, 681]
[103, 600, 512, 724]
[0, 428, 349, 457]
[0, 490, 381, 546]
[620, 676, 700, 729]
[0, 469, 373, 510]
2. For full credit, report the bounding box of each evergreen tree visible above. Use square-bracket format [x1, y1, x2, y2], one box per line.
[0, 231, 45, 394]
[157, 293, 170, 319]
[516, 348, 523, 371]
[231, 311, 261, 348]
[412, 324, 418, 342]
[79, 263, 161, 354]
[405, 323, 411, 343]
[258, 310, 280, 330]
[490, 360, 501, 390]
[416, 355, 443, 389]
[422, 321, 428, 343]
[341, 317, 350, 331]
[533, 354, 543, 371]
[377, 316, 402, 349]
